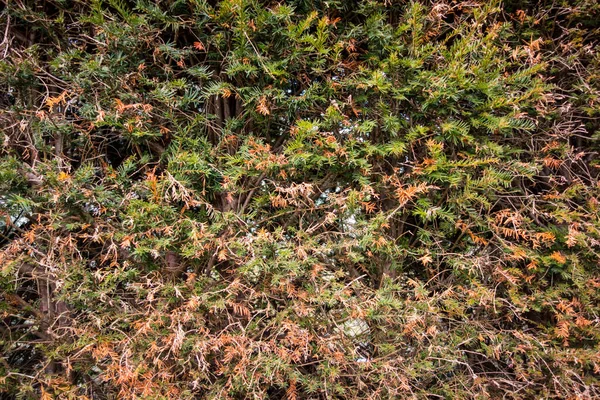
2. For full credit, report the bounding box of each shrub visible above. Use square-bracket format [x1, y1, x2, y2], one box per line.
[1, 1, 599, 398]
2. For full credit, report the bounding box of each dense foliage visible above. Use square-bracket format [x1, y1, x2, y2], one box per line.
[1, 0, 599, 398]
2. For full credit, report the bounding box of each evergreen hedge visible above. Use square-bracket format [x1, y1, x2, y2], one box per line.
[1, 0, 599, 398]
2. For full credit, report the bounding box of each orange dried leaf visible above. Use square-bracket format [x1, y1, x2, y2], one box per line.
[550, 251, 566, 264]
[555, 320, 570, 339]
[256, 96, 270, 115]
[419, 253, 433, 266]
